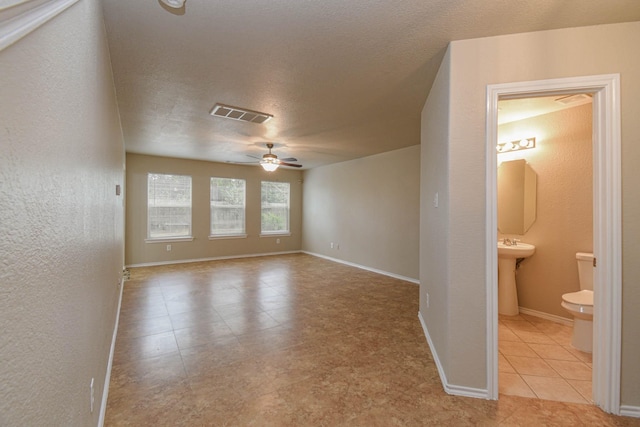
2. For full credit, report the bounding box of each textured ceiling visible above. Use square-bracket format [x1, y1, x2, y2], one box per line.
[102, 0, 640, 169]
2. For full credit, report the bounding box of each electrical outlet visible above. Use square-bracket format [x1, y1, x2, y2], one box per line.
[330, 242, 334, 249]
[276, 238, 280, 244]
[166, 244, 171, 252]
[433, 192, 439, 208]
[426, 292, 430, 308]
[90, 378, 95, 413]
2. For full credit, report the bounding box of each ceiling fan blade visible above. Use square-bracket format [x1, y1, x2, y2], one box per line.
[280, 157, 298, 162]
[226, 160, 258, 164]
[246, 154, 262, 160]
[278, 161, 302, 168]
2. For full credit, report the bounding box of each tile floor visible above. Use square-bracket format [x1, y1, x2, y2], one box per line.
[499, 313, 593, 404]
[105, 254, 639, 426]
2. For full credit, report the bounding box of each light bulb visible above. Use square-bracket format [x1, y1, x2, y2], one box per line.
[160, 0, 185, 8]
[261, 162, 279, 172]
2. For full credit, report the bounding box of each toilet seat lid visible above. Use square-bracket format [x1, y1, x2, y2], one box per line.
[562, 290, 593, 306]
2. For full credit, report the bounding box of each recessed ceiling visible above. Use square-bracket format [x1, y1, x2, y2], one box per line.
[101, 0, 640, 169]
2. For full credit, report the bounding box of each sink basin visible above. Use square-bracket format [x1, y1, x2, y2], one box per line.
[497, 241, 535, 258]
[497, 241, 535, 315]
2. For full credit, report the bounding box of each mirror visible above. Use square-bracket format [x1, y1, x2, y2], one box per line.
[498, 159, 537, 234]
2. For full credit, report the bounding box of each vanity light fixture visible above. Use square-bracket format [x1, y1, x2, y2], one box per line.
[497, 137, 536, 154]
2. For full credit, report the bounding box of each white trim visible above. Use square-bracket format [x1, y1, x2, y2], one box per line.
[485, 85, 500, 400]
[0, 0, 79, 51]
[126, 250, 301, 268]
[98, 275, 124, 427]
[518, 307, 573, 326]
[486, 74, 622, 414]
[144, 236, 194, 243]
[260, 232, 291, 238]
[418, 312, 489, 399]
[303, 251, 419, 285]
[208, 234, 247, 240]
[620, 406, 640, 419]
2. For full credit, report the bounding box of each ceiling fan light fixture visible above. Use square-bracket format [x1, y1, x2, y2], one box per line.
[260, 161, 279, 172]
[160, 0, 185, 8]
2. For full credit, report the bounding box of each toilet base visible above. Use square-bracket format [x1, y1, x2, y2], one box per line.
[572, 317, 593, 353]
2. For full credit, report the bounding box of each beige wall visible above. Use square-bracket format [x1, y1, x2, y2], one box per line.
[498, 104, 593, 318]
[0, 1, 125, 425]
[302, 146, 420, 280]
[420, 21, 640, 404]
[419, 47, 452, 375]
[126, 154, 302, 266]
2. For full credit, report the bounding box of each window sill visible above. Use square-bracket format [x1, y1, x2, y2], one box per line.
[145, 237, 194, 243]
[208, 234, 247, 240]
[260, 232, 291, 238]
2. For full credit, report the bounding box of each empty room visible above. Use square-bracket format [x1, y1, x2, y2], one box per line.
[2, 1, 640, 425]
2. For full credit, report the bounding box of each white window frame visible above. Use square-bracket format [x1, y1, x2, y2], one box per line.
[146, 173, 193, 242]
[209, 177, 247, 239]
[260, 181, 291, 236]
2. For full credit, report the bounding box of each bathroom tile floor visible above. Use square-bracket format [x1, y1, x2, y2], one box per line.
[105, 254, 639, 426]
[499, 313, 594, 404]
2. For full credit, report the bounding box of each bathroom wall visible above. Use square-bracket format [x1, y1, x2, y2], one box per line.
[302, 145, 420, 281]
[498, 103, 593, 318]
[125, 153, 302, 266]
[0, 0, 125, 425]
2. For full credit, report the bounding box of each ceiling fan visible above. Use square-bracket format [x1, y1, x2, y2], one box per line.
[249, 143, 302, 171]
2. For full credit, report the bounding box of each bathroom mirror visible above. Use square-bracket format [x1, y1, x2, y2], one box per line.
[498, 159, 537, 235]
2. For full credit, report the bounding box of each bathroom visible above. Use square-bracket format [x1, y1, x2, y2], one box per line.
[496, 94, 595, 403]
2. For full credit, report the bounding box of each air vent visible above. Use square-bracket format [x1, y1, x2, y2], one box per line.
[555, 94, 592, 106]
[209, 103, 273, 124]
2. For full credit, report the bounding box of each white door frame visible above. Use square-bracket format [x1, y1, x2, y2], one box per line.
[485, 74, 622, 413]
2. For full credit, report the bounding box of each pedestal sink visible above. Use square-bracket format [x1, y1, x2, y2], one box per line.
[498, 241, 535, 315]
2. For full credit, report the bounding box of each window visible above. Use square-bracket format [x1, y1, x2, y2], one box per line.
[210, 177, 246, 237]
[147, 173, 192, 239]
[261, 181, 290, 234]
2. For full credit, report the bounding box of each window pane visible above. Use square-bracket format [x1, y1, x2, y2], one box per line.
[210, 177, 246, 236]
[261, 181, 290, 233]
[147, 173, 192, 238]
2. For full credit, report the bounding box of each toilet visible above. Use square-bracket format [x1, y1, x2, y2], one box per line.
[561, 252, 594, 353]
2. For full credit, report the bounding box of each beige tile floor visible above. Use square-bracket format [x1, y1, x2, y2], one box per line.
[499, 313, 594, 404]
[105, 254, 640, 426]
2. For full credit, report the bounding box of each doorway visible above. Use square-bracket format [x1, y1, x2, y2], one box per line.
[496, 93, 593, 404]
[485, 75, 622, 414]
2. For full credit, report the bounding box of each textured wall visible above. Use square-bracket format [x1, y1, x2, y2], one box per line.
[419, 47, 452, 376]
[302, 145, 420, 280]
[444, 21, 640, 406]
[0, 0, 125, 425]
[125, 154, 302, 266]
[498, 104, 593, 318]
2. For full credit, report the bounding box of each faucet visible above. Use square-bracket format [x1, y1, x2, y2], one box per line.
[502, 238, 519, 246]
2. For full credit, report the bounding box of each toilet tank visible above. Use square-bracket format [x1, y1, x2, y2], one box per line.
[576, 252, 594, 291]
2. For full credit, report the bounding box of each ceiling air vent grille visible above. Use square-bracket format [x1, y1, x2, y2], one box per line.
[210, 103, 273, 124]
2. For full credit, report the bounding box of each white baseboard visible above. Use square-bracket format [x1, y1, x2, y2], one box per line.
[620, 405, 640, 418]
[418, 312, 490, 399]
[97, 276, 125, 427]
[126, 250, 302, 268]
[518, 307, 573, 326]
[302, 251, 419, 285]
